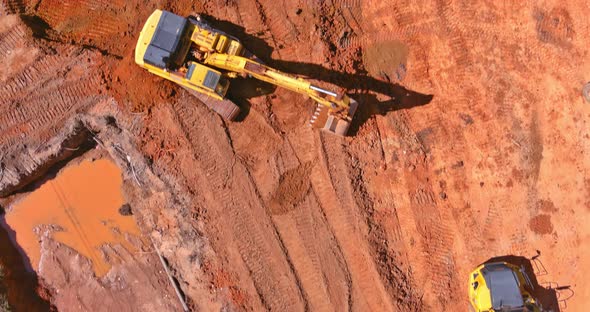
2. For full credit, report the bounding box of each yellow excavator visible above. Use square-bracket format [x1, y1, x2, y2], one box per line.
[469, 262, 545, 312]
[135, 9, 358, 136]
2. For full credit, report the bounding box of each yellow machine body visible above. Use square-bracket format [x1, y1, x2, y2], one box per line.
[135, 10, 233, 101]
[135, 9, 357, 135]
[469, 262, 542, 312]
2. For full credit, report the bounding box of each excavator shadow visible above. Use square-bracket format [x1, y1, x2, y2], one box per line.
[197, 14, 433, 131]
[486, 252, 573, 312]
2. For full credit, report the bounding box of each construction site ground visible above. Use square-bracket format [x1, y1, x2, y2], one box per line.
[0, 0, 589, 311]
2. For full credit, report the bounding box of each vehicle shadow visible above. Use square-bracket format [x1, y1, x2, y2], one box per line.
[195, 14, 433, 133]
[485, 252, 573, 312]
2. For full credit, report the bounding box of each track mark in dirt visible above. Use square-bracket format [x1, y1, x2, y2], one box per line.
[34, 0, 129, 53]
[272, 192, 351, 311]
[482, 198, 509, 240]
[0, 46, 79, 102]
[248, 0, 284, 57]
[312, 133, 395, 311]
[534, 7, 575, 48]
[435, 0, 472, 81]
[0, 57, 102, 148]
[269, 161, 313, 215]
[294, 193, 350, 311]
[2, 0, 139, 58]
[340, 0, 364, 38]
[256, 136, 352, 311]
[1, 0, 25, 14]
[509, 229, 529, 256]
[511, 108, 544, 214]
[0, 17, 37, 82]
[258, 0, 299, 45]
[375, 109, 460, 308]
[172, 99, 307, 311]
[0, 19, 27, 57]
[347, 127, 423, 310]
[388, 1, 429, 30]
[409, 186, 456, 302]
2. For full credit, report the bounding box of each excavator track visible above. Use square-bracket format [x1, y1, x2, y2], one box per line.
[182, 87, 241, 121]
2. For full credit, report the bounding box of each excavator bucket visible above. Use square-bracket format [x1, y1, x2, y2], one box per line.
[309, 98, 359, 136]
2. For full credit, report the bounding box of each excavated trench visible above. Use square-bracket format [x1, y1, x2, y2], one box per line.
[0, 117, 151, 311]
[4, 158, 139, 277]
[0, 110, 193, 311]
[0, 123, 96, 198]
[0, 122, 96, 311]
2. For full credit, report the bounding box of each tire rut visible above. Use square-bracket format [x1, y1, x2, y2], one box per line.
[270, 139, 349, 311]
[312, 133, 395, 311]
[172, 99, 307, 311]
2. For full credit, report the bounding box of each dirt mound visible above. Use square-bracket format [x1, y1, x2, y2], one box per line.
[529, 214, 554, 235]
[269, 162, 313, 215]
[363, 40, 409, 82]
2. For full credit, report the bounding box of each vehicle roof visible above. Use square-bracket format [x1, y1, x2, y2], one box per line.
[143, 11, 187, 69]
[482, 263, 524, 309]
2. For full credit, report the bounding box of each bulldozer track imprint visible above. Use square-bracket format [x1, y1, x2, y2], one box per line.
[1, 0, 25, 14]
[312, 134, 398, 311]
[173, 100, 307, 311]
[0, 47, 80, 103]
[0, 23, 28, 56]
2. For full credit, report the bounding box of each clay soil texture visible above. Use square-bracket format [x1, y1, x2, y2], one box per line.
[0, 0, 589, 311]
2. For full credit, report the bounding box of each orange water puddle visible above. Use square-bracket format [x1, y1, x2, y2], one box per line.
[4, 158, 140, 277]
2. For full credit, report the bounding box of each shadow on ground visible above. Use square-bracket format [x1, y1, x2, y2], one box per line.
[0, 213, 53, 311]
[197, 14, 433, 132]
[485, 252, 574, 312]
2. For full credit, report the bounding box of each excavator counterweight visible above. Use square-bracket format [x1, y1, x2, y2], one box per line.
[135, 9, 358, 136]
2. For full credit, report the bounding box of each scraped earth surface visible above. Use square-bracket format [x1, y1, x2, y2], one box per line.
[0, 0, 589, 311]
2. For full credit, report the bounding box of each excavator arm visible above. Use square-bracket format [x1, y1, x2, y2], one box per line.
[204, 53, 358, 135]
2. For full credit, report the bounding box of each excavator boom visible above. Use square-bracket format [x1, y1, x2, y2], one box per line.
[204, 53, 349, 111]
[204, 53, 358, 134]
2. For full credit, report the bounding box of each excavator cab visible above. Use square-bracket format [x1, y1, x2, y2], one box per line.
[469, 262, 543, 312]
[138, 10, 191, 70]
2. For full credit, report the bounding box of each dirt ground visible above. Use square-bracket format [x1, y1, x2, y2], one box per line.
[0, 0, 589, 311]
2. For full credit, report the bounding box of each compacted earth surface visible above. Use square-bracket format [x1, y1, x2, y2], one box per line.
[0, 0, 589, 311]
